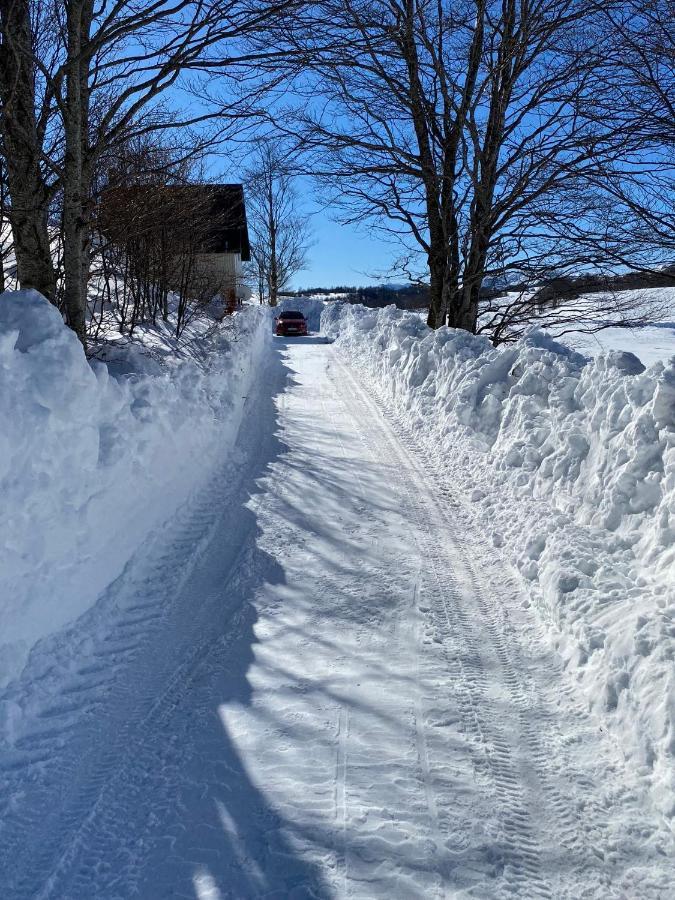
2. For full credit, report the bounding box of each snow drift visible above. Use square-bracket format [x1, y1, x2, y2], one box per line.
[0, 290, 269, 688]
[322, 301, 675, 818]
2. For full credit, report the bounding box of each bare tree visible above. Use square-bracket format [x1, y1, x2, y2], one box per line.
[274, 0, 646, 337]
[0, 0, 302, 347]
[99, 181, 230, 340]
[600, 0, 675, 148]
[52, 1, 238, 343]
[584, 0, 675, 260]
[0, 0, 57, 301]
[92, 129, 201, 333]
[0, 155, 13, 292]
[244, 140, 311, 305]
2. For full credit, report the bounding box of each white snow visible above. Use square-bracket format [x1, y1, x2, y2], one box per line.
[0, 289, 269, 687]
[1, 286, 674, 896]
[559, 287, 675, 367]
[1, 332, 672, 897]
[321, 300, 675, 820]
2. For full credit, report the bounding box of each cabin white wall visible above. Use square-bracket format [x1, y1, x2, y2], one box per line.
[193, 252, 245, 298]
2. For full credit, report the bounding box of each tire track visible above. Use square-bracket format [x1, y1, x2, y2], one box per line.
[330, 348, 596, 898]
[335, 347, 675, 897]
[36, 548, 258, 900]
[0, 359, 279, 899]
[378, 402, 609, 874]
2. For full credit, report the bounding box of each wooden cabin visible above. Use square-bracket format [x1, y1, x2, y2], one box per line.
[100, 183, 251, 308]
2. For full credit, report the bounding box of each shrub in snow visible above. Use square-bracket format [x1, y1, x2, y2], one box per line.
[0, 290, 269, 688]
[323, 301, 675, 817]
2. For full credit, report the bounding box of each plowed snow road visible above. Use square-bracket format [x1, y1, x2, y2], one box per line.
[1, 337, 672, 899]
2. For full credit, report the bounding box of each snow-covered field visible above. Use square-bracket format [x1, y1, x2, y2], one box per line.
[0, 290, 269, 689]
[559, 287, 675, 366]
[321, 300, 675, 821]
[566, 321, 675, 367]
[1, 289, 673, 897]
[1, 329, 673, 897]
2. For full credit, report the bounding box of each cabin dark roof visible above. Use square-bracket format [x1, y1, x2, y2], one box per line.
[100, 183, 250, 261]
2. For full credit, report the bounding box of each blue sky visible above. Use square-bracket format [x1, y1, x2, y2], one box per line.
[180, 77, 406, 289]
[296, 209, 402, 289]
[213, 157, 401, 289]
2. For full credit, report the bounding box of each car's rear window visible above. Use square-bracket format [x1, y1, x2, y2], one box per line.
[279, 311, 305, 319]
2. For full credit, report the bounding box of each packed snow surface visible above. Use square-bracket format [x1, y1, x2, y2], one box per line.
[321, 300, 675, 821]
[0, 290, 268, 687]
[1, 331, 673, 897]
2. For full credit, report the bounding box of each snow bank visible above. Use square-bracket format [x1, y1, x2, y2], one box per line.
[322, 301, 675, 818]
[0, 290, 269, 687]
[277, 296, 329, 332]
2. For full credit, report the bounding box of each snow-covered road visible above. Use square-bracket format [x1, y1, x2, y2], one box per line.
[1, 337, 672, 899]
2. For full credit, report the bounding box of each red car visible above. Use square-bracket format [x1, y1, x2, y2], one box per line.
[275, 310, 308, 336]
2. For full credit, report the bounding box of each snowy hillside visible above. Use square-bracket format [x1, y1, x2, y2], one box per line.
[0, 290, 269, 688]
[559, 287, 675, 366]
[321, 300, 675, 818]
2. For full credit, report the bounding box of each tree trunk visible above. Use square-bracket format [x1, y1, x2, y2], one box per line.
[458, 275, 482, 333]
[426, 250, 447, 329]
[0, 0, 56, 301]
[456, 1, 514, 335]
[426, 236, 460, 329]
[267, 179, 278, 306]
[458, 231, 489, 333]
[62, 1, 93, 347]
[62, 145, 89, 346]
[0, 170, 7, 292]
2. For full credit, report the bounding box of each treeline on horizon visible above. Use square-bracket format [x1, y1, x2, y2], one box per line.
[279, 284, 429, 309]
[281, 263, 675, 311]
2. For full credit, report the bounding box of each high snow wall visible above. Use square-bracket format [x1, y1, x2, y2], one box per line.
[0, 291, 269, 687]
[322, 301, 675, 818]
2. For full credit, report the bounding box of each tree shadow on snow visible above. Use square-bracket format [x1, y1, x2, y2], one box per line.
[128, 343, 330, 899]
[0, 343, 329, 900]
